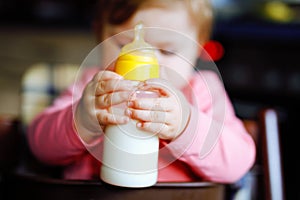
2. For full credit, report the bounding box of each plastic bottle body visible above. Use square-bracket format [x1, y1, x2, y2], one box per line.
[101, 22, 160, 188]
[101, 110, 159, 187]
[101, 89, 160, 188]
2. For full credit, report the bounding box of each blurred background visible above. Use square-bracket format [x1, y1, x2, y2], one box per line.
[0, 0, 299, 199]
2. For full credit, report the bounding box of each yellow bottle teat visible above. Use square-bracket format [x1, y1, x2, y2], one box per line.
[115, 22, 159, 81]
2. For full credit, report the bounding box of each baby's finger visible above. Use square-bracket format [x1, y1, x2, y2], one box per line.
[143, 79, 174, 96]
[95, 79, 140, 96]
[127, 109, 173, 124]
[129, 97, 176, 111]
[96, 91, 132, 108]
[137, 122, 176, 140]
[93, 70, 123, 81]
[96, 111, 129, 125]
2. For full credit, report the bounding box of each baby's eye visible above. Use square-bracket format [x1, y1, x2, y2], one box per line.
[159, 49, 175, 56]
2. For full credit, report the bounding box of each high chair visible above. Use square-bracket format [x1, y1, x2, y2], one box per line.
[233, 109, 285, 200]
[0, 63, 284, 200]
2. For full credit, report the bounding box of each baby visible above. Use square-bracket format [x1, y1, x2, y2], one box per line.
[28, 0, 256, 183]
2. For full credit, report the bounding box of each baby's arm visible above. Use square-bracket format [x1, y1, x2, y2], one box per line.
[27, 84, 88, 165]
[27, 69, 139, 166]
[163, 71, 256, 183]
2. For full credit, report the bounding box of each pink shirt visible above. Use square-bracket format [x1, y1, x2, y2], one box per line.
[27, 68, 255, 183]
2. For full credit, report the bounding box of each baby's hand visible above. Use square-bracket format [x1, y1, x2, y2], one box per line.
[75, 70, 139, 141]
[126, 79, 190, 140]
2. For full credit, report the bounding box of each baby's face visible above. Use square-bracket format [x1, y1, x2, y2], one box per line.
[102, 3, 199, 89]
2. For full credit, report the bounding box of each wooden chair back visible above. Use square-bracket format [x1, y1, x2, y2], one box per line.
[242, 109, 285, 200]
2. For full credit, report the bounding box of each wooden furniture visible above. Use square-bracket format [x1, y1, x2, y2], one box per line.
[260, 109, 285, 200]
[240, 109, 285, 200]
[2, 172, 224, 200]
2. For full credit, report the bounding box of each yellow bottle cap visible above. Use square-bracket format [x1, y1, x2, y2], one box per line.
[115, 22, 159, 81]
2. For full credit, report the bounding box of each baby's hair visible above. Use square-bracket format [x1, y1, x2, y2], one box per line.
[94, 0, 213, 43]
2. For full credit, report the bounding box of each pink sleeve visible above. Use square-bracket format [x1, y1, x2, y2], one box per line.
[27, 98, 85, 165]
[166, 71, 256, 183]
[27, 68, 100, 166]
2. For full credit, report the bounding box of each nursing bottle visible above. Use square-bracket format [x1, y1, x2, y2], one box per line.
[101, 22, 160, 188]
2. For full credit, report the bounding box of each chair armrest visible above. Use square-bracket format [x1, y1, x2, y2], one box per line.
[3, 170, 225, 200]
